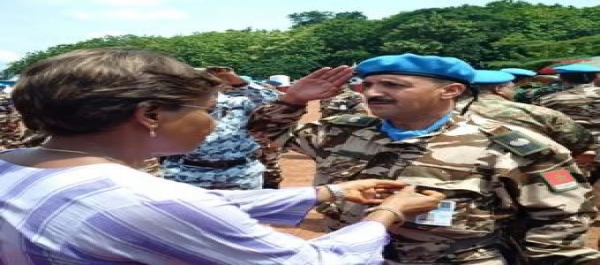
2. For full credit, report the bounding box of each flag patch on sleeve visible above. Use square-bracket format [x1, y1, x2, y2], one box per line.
[540, 169, 578, 192]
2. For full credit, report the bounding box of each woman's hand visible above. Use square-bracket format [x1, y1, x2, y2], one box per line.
[362, 186, 446, 227]
[281, 66, 354, 106]
[317, 179, 409, 204]
[380, 186, 446, 215]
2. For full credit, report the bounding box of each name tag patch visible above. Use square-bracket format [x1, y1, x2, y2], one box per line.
[413, 200, 455, 226]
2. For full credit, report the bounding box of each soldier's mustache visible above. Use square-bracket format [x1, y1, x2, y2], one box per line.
[367, 97, 396, 104]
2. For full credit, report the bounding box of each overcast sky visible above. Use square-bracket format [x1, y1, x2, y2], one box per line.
[0, 0, 598, 70]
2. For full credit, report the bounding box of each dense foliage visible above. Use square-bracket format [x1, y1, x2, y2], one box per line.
[3, 0, 600, 79]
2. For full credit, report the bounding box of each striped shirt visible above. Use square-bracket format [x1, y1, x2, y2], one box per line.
[0, 159, 389, 264]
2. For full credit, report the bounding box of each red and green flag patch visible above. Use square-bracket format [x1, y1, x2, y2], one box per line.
[540, 169, 578, 192]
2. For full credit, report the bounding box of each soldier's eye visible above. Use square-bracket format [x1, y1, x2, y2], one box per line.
[381, 81, 406, 88]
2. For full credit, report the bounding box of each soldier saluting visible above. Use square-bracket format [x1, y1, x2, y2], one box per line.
[249, 54, 599, 264]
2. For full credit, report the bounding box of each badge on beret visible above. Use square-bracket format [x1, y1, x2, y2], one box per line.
[540, 169, 578, 192]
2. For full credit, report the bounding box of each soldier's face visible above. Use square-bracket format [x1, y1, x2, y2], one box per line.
[362, 75, 453, 120]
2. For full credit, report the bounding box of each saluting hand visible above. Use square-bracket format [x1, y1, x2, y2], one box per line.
[281, 66, 354, 105]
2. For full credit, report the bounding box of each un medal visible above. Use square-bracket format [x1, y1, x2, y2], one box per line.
[509, 138, 530, 147]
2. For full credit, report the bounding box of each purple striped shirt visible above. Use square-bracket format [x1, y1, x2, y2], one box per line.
[0, 160, 389, 264]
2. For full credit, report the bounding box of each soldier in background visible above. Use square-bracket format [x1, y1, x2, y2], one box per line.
[249, 54, 599, 264]
[534, 64, 600, 153]
[458, 69, 594, 155]
[534, 65, 600, 243]
[500, 68, 563, 104]
[241, 75, 286, 189]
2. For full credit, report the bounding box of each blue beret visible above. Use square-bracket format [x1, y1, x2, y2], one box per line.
[553, 64, 600, 74]
[472, 70, 515, 85]
[356, 53, 476, 83]
[499, 68, 536, 77]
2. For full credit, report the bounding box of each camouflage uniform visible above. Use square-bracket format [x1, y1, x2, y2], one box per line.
[0, 93, 24, 150]
[513, 83, 565, 104]
[229, 83, 285, 189]
[248, 101, 600, 264]
[534, 84, 600, 146]
[534, 84, 600, 241]
[162, 84, 280, 190]
[457, 94, 594, 155]
[319, 88, 368, 119]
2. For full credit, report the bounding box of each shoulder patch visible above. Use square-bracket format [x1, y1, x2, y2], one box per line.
[482, 126, 550, 158]
[328, 115, 379, 127]
[540, 169, 578, 192]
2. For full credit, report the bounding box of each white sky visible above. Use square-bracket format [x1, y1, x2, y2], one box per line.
[0, 0, 598, 70]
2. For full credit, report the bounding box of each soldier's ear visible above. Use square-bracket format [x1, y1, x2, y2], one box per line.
[439, 83, 466, 100]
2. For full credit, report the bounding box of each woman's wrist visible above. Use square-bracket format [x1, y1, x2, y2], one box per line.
[363, 210, 401, 228]
[316, 184, 344, 203]
[364, 206, 405, 225]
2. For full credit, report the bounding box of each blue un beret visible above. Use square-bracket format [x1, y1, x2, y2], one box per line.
[499, 68, 536, 77]
[356, 53, 476, 83]
[553, 64, 600, 74]
[473, 70, 515, 85]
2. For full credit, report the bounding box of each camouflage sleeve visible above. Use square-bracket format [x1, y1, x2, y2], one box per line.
[544, 109, 595, 156]
[248, 101, 320, 159]
[511, 152, 600, 263]
[242, 84, 282, 108]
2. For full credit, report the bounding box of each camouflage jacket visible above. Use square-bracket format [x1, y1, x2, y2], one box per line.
[249, 101, 599, 264]
[457, 94, 594, 155]
[319, 88, 368, 118]
[0, 93, 24, 150]
[513, 83, 565, 104]
[534, 84, 600, 148]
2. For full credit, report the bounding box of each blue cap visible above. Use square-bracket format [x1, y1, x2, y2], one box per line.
[472, 70, 515, 85]
[553, 64, 600, 74]
[499, 68, 536, 77]
[356, 53, 476, 83]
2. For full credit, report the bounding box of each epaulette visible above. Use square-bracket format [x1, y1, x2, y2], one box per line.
[327, 114, 380, 127]
[479, 125, 551, 158]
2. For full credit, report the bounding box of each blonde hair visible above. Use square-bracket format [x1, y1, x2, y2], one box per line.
[12, 48, 223, 135]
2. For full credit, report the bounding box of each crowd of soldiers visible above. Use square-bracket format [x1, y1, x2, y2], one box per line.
[2, 54, 600, 264]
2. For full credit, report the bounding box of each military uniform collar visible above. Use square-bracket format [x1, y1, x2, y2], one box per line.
[351, 113, 466, 144]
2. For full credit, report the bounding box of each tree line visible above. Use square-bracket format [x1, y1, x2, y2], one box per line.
[3, 0, 600, 79]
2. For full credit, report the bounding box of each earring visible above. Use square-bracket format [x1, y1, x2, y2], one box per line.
[149, 127, 157, 138]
